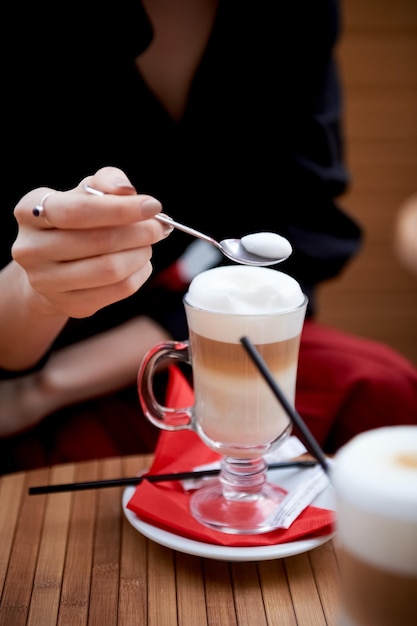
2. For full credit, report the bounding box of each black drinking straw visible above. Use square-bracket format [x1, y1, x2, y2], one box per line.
[240, 336, 330, 475]
[27, 460, 316, 495]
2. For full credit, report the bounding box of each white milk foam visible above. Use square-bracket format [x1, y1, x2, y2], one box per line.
[333, 426, 417, 574]
[185, 266, 306, 343]
[241, 232, 293, 259]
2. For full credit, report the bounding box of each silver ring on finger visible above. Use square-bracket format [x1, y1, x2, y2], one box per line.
[32, 191, 56, 225]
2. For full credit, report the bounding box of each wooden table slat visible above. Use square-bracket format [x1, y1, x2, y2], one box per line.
[258, 559, 298, 626]
[231, 562, 268, 626]
[0, 467, 49, 626]
[88, 458, 123, 626]
[118, 456, 150, 626]
[0, 472, 26, 594]
[309, 541, 341, 626]
[57, 461, 99, 626]
[175, 553, 208, 626]
[147, 542, 177, 626]
[27, 464, 75, 626]
[203, 559, 238, 626]
[286, 552, 327, 625]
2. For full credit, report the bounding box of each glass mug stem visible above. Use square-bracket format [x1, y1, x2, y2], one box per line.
[220, 456, 268, 500]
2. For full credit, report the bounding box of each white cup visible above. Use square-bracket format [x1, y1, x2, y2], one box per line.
[332, 426, 417, 626]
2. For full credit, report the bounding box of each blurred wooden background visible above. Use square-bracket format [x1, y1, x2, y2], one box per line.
[317, 0, 417, 366]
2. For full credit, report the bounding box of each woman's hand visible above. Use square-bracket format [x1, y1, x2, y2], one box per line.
[0, 166, 172, 370]
[12, 166, 171, 319]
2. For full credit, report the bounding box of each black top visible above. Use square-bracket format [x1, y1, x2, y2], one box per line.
[3, 0, 361, 369]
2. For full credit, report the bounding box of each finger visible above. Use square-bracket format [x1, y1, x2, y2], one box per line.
[16, 189, 163, 230]
[37, 263, 155, 319]
[80, 166, 138, 196]
[65, 191, 163, 229]
[14, 220, 169, 265]
[29, 247, 154, 294]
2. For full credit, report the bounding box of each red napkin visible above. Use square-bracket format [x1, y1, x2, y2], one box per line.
[127, 366, 335, 547]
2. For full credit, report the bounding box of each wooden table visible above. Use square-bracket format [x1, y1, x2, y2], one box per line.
[0, 455, 341, 626]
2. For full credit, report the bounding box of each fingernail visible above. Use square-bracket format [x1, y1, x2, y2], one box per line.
[141, 197, 163, 217]
[161, 223, 174, 238]
[114, 181, 137, 192]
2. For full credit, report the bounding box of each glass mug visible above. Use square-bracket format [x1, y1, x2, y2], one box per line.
[138, 266, 308, 534]
[332, 426, 417, 626]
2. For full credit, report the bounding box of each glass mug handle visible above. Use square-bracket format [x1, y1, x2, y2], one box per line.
[138, 341, 193, 430]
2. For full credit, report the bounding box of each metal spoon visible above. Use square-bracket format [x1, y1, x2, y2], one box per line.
[153, 214, 290, 266]
[84, 185, 289, 266]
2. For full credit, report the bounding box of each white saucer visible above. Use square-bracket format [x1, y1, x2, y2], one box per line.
[122, 465, 336, 561]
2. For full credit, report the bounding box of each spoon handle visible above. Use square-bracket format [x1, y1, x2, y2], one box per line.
[83, 185, 221, 252]
[155, 214, 220, 249]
